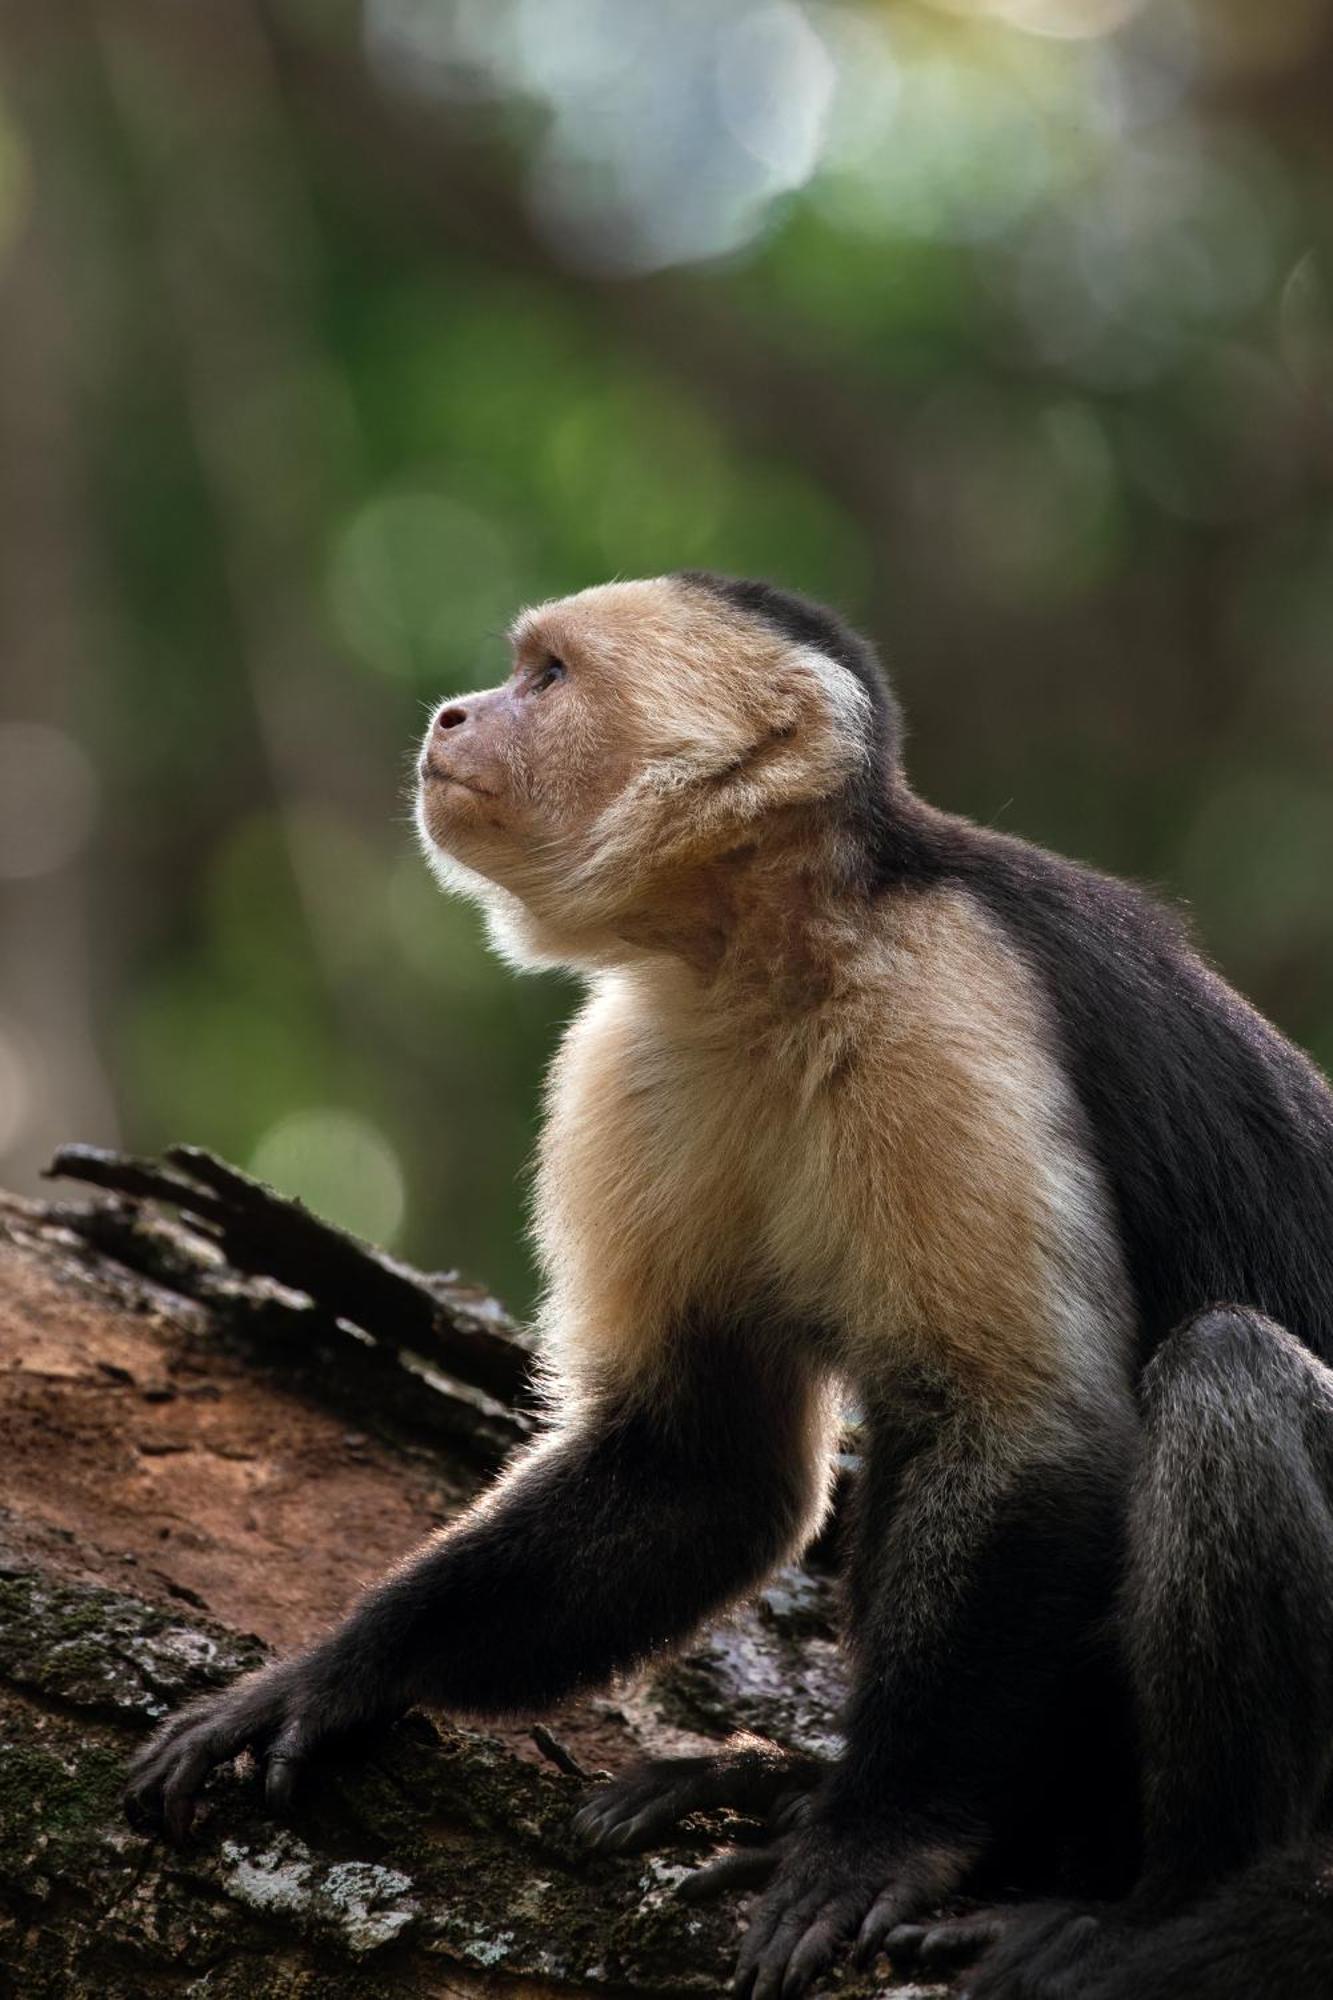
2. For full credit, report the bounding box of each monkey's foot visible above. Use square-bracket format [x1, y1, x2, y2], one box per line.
[571, 1741, 822, 1856]
[701, 1816, 973, 2000]
[948, 1901, 1121, 2000]
[880, 1907, 1011, 1978]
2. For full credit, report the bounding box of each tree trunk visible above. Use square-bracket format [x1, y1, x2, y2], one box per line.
[0, 1162, 909, 1998]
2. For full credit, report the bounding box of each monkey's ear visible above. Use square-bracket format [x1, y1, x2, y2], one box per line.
[777, 656, 878, 785]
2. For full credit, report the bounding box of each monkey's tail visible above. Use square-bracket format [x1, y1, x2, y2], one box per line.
[1088, 1841, 1333, 2000]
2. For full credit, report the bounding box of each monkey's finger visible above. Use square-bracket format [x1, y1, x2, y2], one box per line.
[572, 1808, 621, 1852]
[265, 1756, 297, 1813]
[596, 1803, 681, 1853]
[678, 1846, 779, 1904]
[126, 1680, 291, 1839]
[265, 1706, 331, 1813]
[733, 1883, 819, 1998]
[737, 1886, 849, 2000]
[126, 1701, 232, 1803]
[124, 1774, 172, 1835]
[736, 1913, 794, 2000]
[573, 1792, 676, 1854]
[126, 1724, 212, 1833]
[575, 1760, 733, 1854]
[123, 1760, 167, 1828]
[767, 1789, 812, 1836]
[574, 1803, 644, 1852]
[879, 1921, 926, 1965]
[885, 1913, 1006, 1971]
[852, 1888, 919, 1966]
[960, 1909, 1100, 2000]
[778, 1901, 862, 2000]
[570, 1801, 613, 1846]
[572, 1781, 648, 1848]
[160, 1731, 232, 1843]
[264, 1749, 301, 1814]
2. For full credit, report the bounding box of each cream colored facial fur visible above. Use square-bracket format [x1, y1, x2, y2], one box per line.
[416, 576, 871, 969]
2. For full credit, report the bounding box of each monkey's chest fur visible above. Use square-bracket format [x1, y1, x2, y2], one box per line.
[534, 886, 1132, 1417]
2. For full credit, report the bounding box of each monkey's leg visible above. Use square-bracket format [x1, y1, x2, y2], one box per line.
[1128, 1304, 1333, 1894]
[125, 1334, 833, 1840]
[721, 1395, 1133, 2000]
[572, 1740, 824, 1856]
[957, 1305, 1333, 2000]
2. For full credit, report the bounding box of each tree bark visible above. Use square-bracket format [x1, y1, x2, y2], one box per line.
[0, 1166, 908, 1998]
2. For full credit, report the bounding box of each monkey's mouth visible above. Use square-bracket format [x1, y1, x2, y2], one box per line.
[418, 754, 496, 800]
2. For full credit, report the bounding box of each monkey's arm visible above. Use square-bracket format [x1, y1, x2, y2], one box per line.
[126, 1334, 831, 1840]
[730, 1397, 1132, 2000]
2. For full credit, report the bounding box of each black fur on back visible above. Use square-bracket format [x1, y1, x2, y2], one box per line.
[687, 573, 1333, 1364]
[935, 811, 1333, 1364]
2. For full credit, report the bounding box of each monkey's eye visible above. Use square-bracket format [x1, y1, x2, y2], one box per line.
[531, 657, 567, 694]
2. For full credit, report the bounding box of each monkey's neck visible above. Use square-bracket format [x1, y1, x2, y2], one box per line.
[620, 836, 867, 1018]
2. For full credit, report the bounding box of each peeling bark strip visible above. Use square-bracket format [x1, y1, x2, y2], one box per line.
[44, 1144, 538, 1467]
[46, 1145, 537, 1404]
[0, 1166, 929, 1996]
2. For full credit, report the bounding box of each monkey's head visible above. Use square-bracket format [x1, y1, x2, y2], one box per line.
[415, 573, 900, 968]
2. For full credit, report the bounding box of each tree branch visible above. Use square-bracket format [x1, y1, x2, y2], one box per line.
[0, 1173, 886, 1995]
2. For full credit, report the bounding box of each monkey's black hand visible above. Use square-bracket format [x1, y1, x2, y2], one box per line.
[720, 1815, 972, 2000]
[124, 1646, 394, 1842]
[572, 1744, 822, 1856]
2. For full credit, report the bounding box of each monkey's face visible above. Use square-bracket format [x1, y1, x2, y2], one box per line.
[416, 576, 871, 963]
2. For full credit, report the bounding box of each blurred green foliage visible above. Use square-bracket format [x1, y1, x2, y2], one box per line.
[0, 0, 1329, 1314]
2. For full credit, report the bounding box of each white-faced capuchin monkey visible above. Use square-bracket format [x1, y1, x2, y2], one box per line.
[127, 575, 1333, 2000]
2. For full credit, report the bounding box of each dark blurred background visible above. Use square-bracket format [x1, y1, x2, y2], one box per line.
[0, 0, 1329, 1314]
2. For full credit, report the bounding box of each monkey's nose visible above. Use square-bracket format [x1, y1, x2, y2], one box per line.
[434, 703, 468, 732]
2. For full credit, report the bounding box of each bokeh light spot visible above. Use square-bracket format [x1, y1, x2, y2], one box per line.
[935, 0, 1151, 40]
[250, 1107, 407, 1247]
[0, 1015, 39, 1156]
[715, 3, 835, 184]
[0, 723, 99, 880]
[328, 489, 518, 685]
